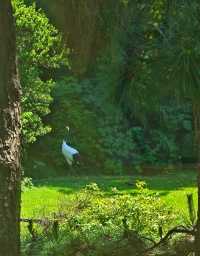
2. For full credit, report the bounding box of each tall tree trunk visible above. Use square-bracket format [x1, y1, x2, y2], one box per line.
[193, 104, 200, 256]
[0, 1, 21, 255]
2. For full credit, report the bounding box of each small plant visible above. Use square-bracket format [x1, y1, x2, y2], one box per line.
[21, 177, 34, 191]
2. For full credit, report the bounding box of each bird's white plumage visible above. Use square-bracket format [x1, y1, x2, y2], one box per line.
[62, 140, 79, 165]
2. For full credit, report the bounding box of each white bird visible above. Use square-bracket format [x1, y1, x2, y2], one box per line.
[62, 140, 79, 166]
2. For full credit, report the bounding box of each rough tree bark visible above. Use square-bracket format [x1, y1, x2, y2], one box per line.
[0, 1, 21, 255]
[193, 104, 200, 256]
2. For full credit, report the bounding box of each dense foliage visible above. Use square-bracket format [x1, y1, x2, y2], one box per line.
[32, 76, 193, 176]
[13, 0, 69, 145]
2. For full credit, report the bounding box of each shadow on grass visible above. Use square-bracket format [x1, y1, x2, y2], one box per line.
[32, 169, 197, 196]
[57, 188, 73, 195]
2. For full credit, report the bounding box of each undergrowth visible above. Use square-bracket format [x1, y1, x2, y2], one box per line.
[21, 181, 182, 256]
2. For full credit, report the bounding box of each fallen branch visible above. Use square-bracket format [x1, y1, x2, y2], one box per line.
[145, 225, 195, 253]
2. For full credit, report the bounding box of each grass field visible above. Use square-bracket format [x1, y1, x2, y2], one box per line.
[22, 170, 198, 221]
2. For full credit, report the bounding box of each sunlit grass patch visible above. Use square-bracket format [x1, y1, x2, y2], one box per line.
[21, 170, 197, 225]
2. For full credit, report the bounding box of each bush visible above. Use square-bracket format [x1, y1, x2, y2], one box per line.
[78, 72, 192, 168]
[21, 182, 179, 255]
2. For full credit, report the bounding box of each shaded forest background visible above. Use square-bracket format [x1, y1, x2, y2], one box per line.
[19, 0, 196, 178]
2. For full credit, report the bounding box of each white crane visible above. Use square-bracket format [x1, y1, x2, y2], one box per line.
[61, 126, 80, 166]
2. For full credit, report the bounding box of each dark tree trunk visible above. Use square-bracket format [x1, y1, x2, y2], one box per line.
[193, 104, 200, 256]
[0, 1, 21, 255]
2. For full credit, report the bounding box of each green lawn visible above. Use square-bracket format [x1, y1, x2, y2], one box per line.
[22, 170, 198, 220]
